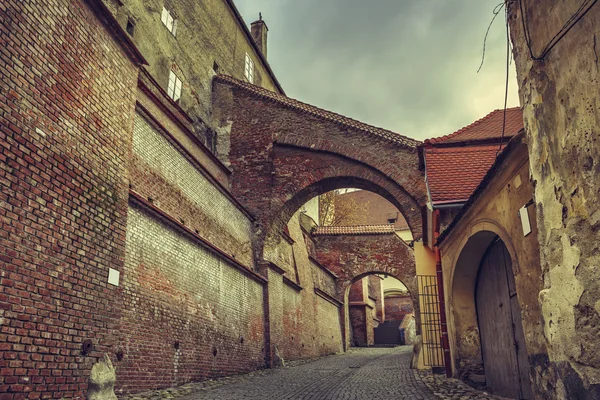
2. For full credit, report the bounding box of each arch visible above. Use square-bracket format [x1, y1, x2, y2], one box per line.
[311, 231, 419, 350]
[449, 221, 524, 383]
[212, 77, 427, 264]
[345, 272, 416, 348]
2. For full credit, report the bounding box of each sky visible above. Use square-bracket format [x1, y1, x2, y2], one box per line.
[237, 0, 520, 141]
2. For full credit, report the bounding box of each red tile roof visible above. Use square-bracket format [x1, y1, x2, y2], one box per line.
[424, 108, 523, 145]
[425, 144, 505, 203]
[214, 74, 420, 149]
[313, 225, 397, 236]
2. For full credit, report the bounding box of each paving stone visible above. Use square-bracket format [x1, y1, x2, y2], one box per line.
[121, 347, 503, 400]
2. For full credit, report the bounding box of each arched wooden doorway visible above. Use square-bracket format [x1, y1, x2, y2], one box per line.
[475, 238, 531, 399]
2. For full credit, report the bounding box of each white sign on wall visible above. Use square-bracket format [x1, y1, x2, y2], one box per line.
[108, 268, 120, 287]
[519, 205, 531, 237]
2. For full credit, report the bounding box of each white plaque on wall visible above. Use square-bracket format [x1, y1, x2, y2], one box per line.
[519, 206, 531, 237]
[108, 268, 120, 287]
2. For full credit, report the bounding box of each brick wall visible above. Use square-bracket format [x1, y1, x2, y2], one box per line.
[130, 112, 254, 268]
[212, 78, 426, 263]
[268, 212, 343, 362]
[116, 206, 265, 394]
[384, 295, 413, 322]
[0, 0, 140, 398]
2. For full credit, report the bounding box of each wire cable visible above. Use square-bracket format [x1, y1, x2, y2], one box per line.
[520, 0, 599, 60]
[478, 3, 506, 73]
[497, 4, 511, 157]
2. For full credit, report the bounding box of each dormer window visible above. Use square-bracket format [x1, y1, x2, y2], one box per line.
[244, 53, 254, 83]
[167, 70, 182, 102]
[161, 6, 177, 36]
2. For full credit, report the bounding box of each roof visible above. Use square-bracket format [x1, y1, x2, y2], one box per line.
[437, 131, 526, 245]
[312, 225, 397, 236]
[425, 144, 505, 204]
[422, 108, 523, 204]
[214, 75, 420, 149]
[424, 108, 523, 145]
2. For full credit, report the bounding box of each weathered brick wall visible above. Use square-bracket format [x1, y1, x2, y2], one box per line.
[508, 2, 600, 397]
[310, 259, 337, 298]
[269, 212, 343, 362]
[368, 276, 384, 322]
[384, 295, 414, 322]
[349, 306, 373, 347]
[315, 296, 343, 355]
[212, 78, 426, 264]
[0, 0, 140, 398]
[130, 112, 253, 267]
[117, 206, 265, 394]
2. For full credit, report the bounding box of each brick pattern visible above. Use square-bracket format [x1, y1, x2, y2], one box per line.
[118, 206, 265, 394]
[212, 79, 427, 264]
[384, 295, 414, 322]
[0, 0, 139, 398]
[310, 261, 336, 299]
[130, 113, 253, 267]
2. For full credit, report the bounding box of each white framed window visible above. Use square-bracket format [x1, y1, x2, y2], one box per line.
[167, 70, 182, 102]
[161, 6, 177, 36]
[244, 53, 254, 83]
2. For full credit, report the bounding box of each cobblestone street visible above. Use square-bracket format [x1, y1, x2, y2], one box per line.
[123, 347, 502, 400]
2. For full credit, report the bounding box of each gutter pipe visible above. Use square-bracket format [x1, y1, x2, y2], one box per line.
[434, 209, 453, 378]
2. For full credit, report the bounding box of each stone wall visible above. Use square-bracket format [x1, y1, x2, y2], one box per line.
[508, 2, 600, 397]
[0, 0, 140, 398]
[105, 0, 281, 153]
[438, 140, 547, 395]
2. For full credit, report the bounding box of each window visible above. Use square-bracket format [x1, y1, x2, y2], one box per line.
[126, 18, 135, 36]
[167, 70, 182, 102]
[244, 53, 254, 83]
[213, 61, 220, 74]
[161, 6, 177, 36]
[387, 218, 397, 224]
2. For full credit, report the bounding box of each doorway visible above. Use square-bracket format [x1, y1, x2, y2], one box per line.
[475, 238, 531, 399]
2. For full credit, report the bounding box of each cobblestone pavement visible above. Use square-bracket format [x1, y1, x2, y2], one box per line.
[122, 347, 503, 400]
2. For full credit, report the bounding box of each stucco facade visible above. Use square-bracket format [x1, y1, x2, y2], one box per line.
[438, 137, 547, 396]
[508, 1, 600, 397]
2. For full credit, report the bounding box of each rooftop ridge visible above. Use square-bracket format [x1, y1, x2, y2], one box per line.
[424, 107, 522, 145]
[313, 224, 397, 236]
[214, 74, 421, 149]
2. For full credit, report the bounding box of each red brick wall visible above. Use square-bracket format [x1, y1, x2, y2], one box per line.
[384, 295, 414, 322]
[212, 80, 426, 263]
[0, 0, 139, 398]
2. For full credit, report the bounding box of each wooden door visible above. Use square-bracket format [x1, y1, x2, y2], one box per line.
[476, 238, 531, 399]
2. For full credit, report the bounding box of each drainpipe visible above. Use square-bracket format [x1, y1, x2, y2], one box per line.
[433, 209, 452, 378]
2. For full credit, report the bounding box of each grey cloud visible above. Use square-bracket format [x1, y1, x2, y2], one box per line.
[237, 0, 520, 140]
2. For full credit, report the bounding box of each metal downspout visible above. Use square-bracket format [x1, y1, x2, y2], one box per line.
[434, 209, 452, 377]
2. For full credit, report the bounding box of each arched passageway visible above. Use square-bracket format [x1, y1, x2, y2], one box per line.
[451, 231, 532, 399]
[212, 75, 427, 263]
[347, 274, 416, 348]
[311, 230, 418, 351]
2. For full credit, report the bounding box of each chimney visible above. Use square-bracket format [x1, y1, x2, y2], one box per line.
[251, 13, 268, 58]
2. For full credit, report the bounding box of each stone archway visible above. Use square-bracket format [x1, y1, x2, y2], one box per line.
[212, 75, 427, 264]
[449, 227, 532, 396]
[311, 231, 418, 350]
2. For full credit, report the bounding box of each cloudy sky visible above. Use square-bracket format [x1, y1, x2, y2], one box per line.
[237, 0, 520, 141]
